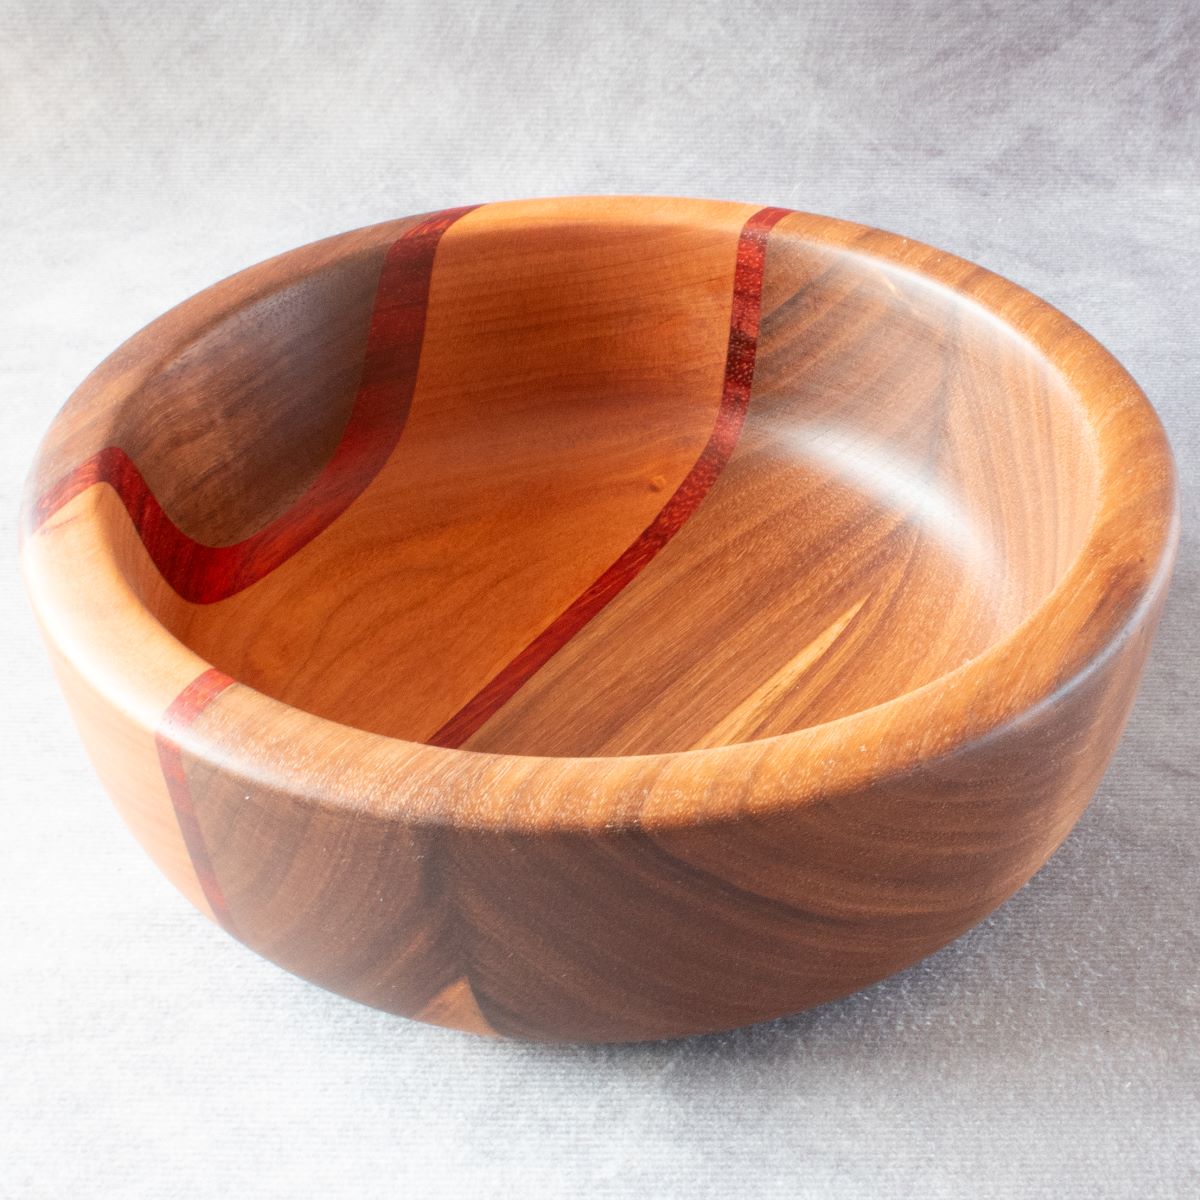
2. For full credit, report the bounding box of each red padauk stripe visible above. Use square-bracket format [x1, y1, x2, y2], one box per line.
[429, 205, 791, 750]
[27, 205, 477, 603]
[154, 667, 237, 932]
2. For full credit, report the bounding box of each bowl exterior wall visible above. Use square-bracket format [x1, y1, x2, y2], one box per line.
[28, 556, 1165, 1042]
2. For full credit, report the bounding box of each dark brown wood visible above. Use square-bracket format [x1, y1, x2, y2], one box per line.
[22, 196, 1178, 1041]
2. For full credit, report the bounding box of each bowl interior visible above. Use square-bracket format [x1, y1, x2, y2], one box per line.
[98, 206, 1101, 757]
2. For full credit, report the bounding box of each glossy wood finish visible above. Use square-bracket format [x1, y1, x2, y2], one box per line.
[22, 197, 1177, 1041]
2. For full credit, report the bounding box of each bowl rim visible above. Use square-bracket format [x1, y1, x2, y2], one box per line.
[22, 195, 1180, 834]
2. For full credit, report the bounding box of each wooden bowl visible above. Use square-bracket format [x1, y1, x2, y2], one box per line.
[22, 197, 1177, 1042]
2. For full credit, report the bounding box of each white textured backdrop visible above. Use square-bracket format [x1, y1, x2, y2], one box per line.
[2, 2, 1197, 1196]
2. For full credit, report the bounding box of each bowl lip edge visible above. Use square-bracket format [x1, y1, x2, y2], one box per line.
[20, 195, 1182, 833]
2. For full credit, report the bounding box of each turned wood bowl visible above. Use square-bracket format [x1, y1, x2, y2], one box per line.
[23, 197, 1177, 1042]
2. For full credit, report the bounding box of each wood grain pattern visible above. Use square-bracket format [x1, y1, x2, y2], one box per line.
[28, 206, 475, 600]
[428, 205, 790, 748]
[22, 197, 1177, 1041]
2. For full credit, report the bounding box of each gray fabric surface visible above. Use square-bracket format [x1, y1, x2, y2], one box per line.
[2, 1, 1197, 1195]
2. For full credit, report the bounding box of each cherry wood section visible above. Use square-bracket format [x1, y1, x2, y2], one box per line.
[427, 205, 791, 748]
[22, 197, 1177, 1042]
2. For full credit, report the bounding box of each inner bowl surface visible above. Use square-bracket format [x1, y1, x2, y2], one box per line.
[36, 200, 1104, 756]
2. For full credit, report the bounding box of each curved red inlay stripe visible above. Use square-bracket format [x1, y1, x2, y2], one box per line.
[28, 205, 477, 603]
[154, 667, 237, 932]
[429, 205, 792, 750]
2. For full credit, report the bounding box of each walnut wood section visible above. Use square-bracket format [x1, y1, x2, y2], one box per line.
[23, 197, 1177, 1042]
[27, 206, 476, 601]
